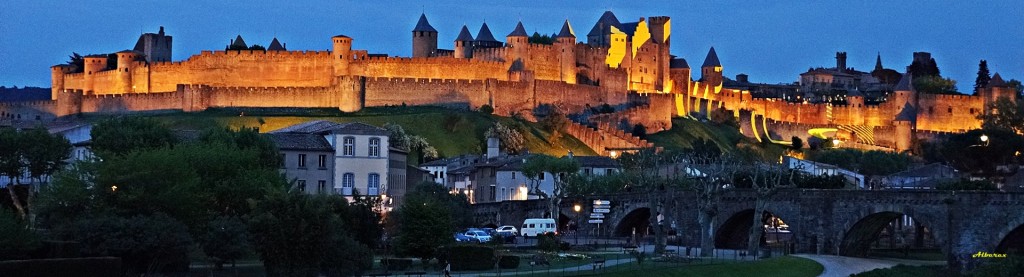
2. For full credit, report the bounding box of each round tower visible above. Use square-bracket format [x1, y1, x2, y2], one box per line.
[555, 20, 578, 84]
[412, 13, 438, 58]
[332, 35, 352, 76]
[454, 25, 474, 59]
[116, 51, 139, 93]
[50, 65, 70, 100]
[893, 120, 913, 152]
[83, 55, 108, 95]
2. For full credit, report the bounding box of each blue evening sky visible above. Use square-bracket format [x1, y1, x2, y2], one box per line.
[1, 1, 1021, 92]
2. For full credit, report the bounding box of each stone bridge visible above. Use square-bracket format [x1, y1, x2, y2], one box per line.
[472, 189, 1024, 270]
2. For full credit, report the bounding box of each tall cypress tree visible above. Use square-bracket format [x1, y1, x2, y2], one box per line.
[975, 60, 991, 89]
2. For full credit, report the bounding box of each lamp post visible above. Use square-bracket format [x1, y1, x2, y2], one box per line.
[573, 203, 581, 245]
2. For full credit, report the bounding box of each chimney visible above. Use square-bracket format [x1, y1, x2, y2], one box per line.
[736, 74, 749, 83]
[836, 52, 847, 71]
[486, 136, 500, 158]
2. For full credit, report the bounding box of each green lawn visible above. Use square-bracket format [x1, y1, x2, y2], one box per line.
[647, 118, 786, 160]
[851, 264, 959, 277]
[131, 106, 596, 159]
[512, 256, 822, 277]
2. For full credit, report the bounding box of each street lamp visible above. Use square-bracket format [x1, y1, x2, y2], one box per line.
[573, 204, 581, 245]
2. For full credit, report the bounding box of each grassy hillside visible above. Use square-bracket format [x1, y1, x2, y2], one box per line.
[136, 107, 596, 158]
[647, 118, 786, 160]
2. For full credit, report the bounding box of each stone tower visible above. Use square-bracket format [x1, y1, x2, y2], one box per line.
[115, 50, 140, 93]
[454, 25, 474, 59]
[647, 16, 671, 91]
[332, 35, 352, 76]
[555, 20, 577, 84]
[83, 55, 108, 95]
[700, 47, 723, 87]
[891, 72, 916, 110]
[874, 53, 883, 72]
[412, 13, 438, 57]
[980, 73, 1018, 114]
[50, 65, 71, 100]
[836, 52, 847, 71]
[132, 26, 172, 62]
[506, 21, 529, 72]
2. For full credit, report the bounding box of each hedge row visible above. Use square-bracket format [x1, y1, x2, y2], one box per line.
[0, 257, 122, 277]
[498, 255, 520, 269]
[437, 245, 495, 271]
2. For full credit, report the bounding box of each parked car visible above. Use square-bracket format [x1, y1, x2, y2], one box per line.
[496, 225, 519, 236]
[492, 231, 518, 243]
[464, 230, 492, 243]
[454, 232, 474, 242]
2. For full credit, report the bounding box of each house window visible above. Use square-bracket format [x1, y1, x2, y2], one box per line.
[298, 154, 307, 168]
[584, 168, 592, 175]
[501, 188, 506, 201]
[318, 180, 327, 194]
[369, 138, 381, 157]
[512, 172, 516, 179]
[343, 137, 355, 156]
[318, 154, 327, 168]
[489, 184, 496, 201]
[368, 173, 380, 195]
[297, 180, 306, 192]
[342, 173, 354, 195]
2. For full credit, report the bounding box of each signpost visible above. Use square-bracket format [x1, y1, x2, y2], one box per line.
[590, 199, 612, 240]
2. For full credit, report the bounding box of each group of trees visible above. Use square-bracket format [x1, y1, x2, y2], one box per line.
[385, 123, 438, 164]
[485, 122, 526, 154]
[0, 127, 72, 220]
[807, 149, 913, 176]
[0, 117, 382, 276]
[391, 182, 473, 262]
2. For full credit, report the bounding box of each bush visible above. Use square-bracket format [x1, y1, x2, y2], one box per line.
[0, 257, 121, 277]
[479, 104, 494, 115]
[536, 233, 561, 252]
[436, 245, 495, 271]
[381, 258, 413, 271]
[0, 208, 40, 261]
[498, 255, 520, 269]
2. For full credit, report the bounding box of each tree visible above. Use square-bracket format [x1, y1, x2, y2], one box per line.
[90, 116, 176, 159]
[681, 151, 738, 257]
[345, 195, 384, 250]
[394, 182, 458, 260]
[1007, 79, 1023, 97]
[908, 57, 940, 78]
[201, 216, 250, 270]
[871, 68, 902, 85]
[976, 60, 991, 90]
[617, 149, 681, 254]
[790, 136, 804, 150]
[485, 122, 525, 154]
[248, 192, 371, 276]
[522, 155, 579, 228]
[479, 104, 494, 115]
[913, 75, 959, 95]
[529, 32, 554, 45]
[539, 108, 570, 140]
[939, 129, 1024, 175]
[66, 52, 84, 73]
[631, 124, 648, 139]
[0, 207, 40, 261]
[0, 128, 27, 218]
[385, 123, 438, 164]
[978, 97, 1024, 134]
[55, 213, 194, 275]
[741, 162, 793, 257]
[17, 128, 72, 221]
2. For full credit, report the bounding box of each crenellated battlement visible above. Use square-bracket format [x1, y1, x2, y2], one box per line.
[358, 55, 505, 67]
[366, 76, 486, 85]
[917, 93, 980, 101]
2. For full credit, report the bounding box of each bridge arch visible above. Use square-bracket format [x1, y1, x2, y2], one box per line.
[715, 209, 794, 249]
[995, 215, 1024, 254]
[839, 211, 942, 257]
[614, 208, 651, 237]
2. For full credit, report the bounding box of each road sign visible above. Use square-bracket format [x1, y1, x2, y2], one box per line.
[589, 213, 605, 219]
[588, 219, 604, 224]
[593, 208, 610, 213]
[593, 200, 610, 205]
[592, 204, 610, 209]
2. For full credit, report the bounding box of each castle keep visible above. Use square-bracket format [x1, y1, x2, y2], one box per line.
[3, 12, 1016, 154]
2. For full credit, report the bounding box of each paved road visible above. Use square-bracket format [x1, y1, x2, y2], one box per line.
[793, 254, 945, 277]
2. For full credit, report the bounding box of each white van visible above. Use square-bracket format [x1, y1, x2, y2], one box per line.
[521, 218, 557, 237]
